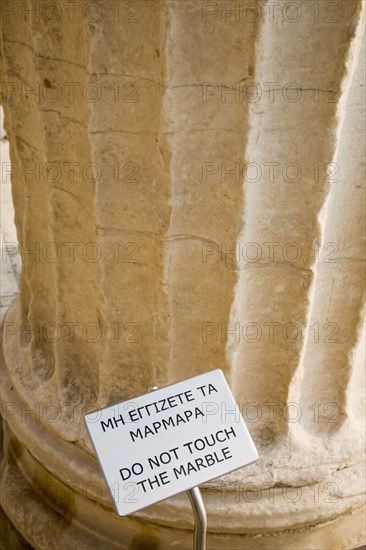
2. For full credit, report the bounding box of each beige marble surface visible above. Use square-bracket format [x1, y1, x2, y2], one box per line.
[0, 1, 365, 548]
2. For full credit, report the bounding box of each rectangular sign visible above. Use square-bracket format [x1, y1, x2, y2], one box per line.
[85, 369, 258, 516]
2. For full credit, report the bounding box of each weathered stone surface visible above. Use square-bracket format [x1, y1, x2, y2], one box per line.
[0, 0, 365, 548]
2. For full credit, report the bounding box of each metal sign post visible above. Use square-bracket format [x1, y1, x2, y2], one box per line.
[150, 386, 207, 550]
[188, 486, 207, 550]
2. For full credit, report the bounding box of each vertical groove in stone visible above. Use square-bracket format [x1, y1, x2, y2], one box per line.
[348, 314, 366, 427]
[297, 10, 365, 435]
[22, 1, 103, 441]
[230, 0, 362, 449]
[93, 1, 171, 405]
[156, 0, 174, 389]
[1, 5, 57, 396]
[163, 0, 259, 384]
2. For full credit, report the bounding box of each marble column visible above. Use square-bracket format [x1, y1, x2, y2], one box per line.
[0, 1, 365, 548]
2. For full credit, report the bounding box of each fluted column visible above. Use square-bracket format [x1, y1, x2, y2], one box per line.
[0, 1, 365, 549]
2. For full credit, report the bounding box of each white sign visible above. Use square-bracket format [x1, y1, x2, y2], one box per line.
[84, 369, 258, 516]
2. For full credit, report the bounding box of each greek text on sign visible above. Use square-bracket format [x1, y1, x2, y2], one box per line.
[84, 369, 258, 516]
